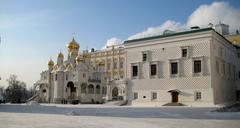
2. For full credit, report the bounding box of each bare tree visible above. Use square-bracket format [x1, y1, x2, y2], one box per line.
[4, 74, 29, 103]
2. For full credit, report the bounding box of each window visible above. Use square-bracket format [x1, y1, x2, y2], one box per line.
[150, 64, 157, 76]
[237, 53, 240, 58]
[233, 65, 236, 79]
[195, 91, 202, 101]
[222, 63, 225, 75]
[182, 48, 188, 57]
[132, 65, 138, 77]
[194, 60, 201, 73]
[66, 74, 68, 80]
[120, 61, 123, 68]
[83, 73, 86, 78]
[107, 63, 111, 70]
[55, 74, 57, 81]
[216, 61, 219, 74]
[151, 92, 157, 100]
[134, 92, 138, 100]
[228, 63, 231, 77]
[142, 53, 147, 61]
[171, 62, 178, 75]
[114, 62, 117, 69]
[239, 71, 240, 79]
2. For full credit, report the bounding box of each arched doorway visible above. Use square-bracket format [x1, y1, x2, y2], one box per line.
[168, 89, 180, 103]
[112, 87, 119, 100]
[96, 85, 100, 94]
[88, 84, 94, 94]
[67, 81, 76, 100]
[81, 83, 87, 94]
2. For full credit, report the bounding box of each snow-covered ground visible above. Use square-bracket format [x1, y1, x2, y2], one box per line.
[0, 104, 240, 128]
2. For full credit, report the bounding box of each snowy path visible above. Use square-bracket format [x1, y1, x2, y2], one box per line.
[1, 112, 240, 128]
[0, 104, 240, 128]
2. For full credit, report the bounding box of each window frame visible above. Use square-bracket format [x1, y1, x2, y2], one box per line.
[151, 92, 157, 100]
[169, 59, 180, 78]
[192, 56, 204, 76]
[181, 46, 190, 58]
[131, 63, 140, 79]
[194, 91, 202, 101]
[194, 60, 201, 73]
[133, 92, 138, 100]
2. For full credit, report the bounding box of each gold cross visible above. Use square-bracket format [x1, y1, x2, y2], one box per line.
[72, 32, 77, 38]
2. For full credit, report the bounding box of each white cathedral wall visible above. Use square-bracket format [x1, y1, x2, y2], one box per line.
[53, 71, 65, 103]
[125, 30, 215, 106]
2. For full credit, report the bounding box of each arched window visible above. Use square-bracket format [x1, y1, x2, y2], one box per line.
[88, 84, 94, 94]
[42, 89, 46, 93]
[81, 83, 87, 94]
[96, 85, 100, 94]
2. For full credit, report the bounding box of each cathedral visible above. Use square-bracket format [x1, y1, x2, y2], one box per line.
[35, 38, 119, 104]
[34, 23, 240, 106]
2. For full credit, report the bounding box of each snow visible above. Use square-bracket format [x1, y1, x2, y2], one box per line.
[27, 101, 40, 106]
[0, 104, 240, 128]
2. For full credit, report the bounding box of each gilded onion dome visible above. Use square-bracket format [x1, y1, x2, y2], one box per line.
[57, 52, 64, 58]
[48, 59, 54, 66]
[66, 37, 80, 50]
[76, 55, 83, 62]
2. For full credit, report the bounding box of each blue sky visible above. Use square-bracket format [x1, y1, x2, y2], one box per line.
[0, 0, 240, 88]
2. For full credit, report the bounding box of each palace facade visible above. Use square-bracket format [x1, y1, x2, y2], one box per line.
[35, 23, 240, 106]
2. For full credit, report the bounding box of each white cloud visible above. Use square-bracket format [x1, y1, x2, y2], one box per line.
[187, 1, 240, 32]
[128, 20, 186, 40]
[102, 37, 122, 49]
[128, 1, 240, 40]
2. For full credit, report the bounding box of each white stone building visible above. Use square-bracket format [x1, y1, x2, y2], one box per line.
[35, 24, 240, 106]
[124, 27, 240, 106]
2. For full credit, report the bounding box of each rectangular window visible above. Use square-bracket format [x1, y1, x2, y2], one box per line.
[222, 63, 225, 75]
[150, 64, 157, 76]
[194, 60, 201, 73]
[182, 48, 188, 57]
[237, 53, 240, 58]
[114, 62, 117, 69]
[66, 74, 68, 80]
[107, 63, 111, 70]
[171, 62, 178, 75]
[239, 71, 240, 79]
[132, 65, 138, 77]
[120, 61, 123, 68]
[233, 65, 236, 79]
[134, 92, 138, 100]
[195, 92, 202, 101]
[142, 53, 147, 61]
[55, 74, 57, 81]
[228, 63, 231, 76]
[151, 92, 157, 100]
[216, 61, 219, 74]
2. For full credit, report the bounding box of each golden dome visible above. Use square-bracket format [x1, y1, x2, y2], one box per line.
[48, 59, 54, 66]
[57, 52, 64, 58]
[76, 55, 83, 62]
[66, 37, 80, 50]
